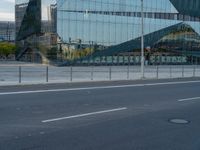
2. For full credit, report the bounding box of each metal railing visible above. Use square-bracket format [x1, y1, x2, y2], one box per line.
[0, 65, 199, 85]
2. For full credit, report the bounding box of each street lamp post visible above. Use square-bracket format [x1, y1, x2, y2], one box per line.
[141, 0, 145, 79]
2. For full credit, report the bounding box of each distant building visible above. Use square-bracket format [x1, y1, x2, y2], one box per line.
[0, 21, 15, 42]
[15, 0, 57, 63]
[15, 0, 200, 64]
[55, 0, 200, 65]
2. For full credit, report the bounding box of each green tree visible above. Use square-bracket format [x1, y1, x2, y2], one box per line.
[0, 42, 16, 57]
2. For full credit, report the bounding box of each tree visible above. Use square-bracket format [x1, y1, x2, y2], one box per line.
[0, 42, 16, 57]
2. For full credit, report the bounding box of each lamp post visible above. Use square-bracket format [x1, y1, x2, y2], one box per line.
[141, 0, 145, 79]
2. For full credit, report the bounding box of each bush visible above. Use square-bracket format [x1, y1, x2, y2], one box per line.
[0, 42, 16, 57]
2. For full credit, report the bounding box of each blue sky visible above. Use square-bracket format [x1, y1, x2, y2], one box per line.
[0, 0, 56, 21]
[0, 0, 15, 21]
[0, 0, 176, 21]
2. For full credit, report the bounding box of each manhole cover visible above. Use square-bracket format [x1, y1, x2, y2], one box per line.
[169, 119, 190, 124]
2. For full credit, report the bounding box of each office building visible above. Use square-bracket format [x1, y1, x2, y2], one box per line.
[0, 21, 15, 42]
[16, 0, 200, 64]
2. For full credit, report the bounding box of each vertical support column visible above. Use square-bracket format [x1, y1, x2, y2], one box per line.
[127, 65, 130, 80]
[182, 65, 184, 78]
[109, 66, 112, 81]
[19, 66, 21, 84]
[46, 66, 49, 83]
[170, 66, 172, 78]
[156, 66, 159, 79]
[140, 0, 145, 79]
[91, 66, 94, 81]
[70, 66, 73, 82]
[193, 65, 196, 77]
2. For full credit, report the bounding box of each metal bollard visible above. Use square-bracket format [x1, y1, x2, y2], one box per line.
[156, 66, 159, 79]
[91, 66, 94, 81]
[70, 66, 73, 82]
[182, 65, 184, 78]
[46, 66, 49, 82]
[109, 66, 112, 80]
[19, 66, 21, 83]
[127, 65, 130, 80]
[193, 65, 196, 77]
[170, 66, 172, 78]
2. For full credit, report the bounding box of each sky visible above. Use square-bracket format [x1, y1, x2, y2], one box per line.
[0, 0, 15, 21]
[0, 0, 56, 21]
[0, 0, 176, 22]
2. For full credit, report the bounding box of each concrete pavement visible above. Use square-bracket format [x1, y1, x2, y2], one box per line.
[0, 78, 200, 150]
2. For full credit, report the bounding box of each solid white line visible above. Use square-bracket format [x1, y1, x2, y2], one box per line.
[178, 97, 200, 102]
[42, 107, 127, 123]
[0, 80, 200, 96]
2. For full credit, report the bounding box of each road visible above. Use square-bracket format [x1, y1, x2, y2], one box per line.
[0, 78, 200, 150]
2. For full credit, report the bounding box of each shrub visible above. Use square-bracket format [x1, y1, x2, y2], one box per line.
[0, 42, 16, 57]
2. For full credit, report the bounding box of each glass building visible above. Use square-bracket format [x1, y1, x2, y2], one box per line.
[15, 0, 200, 64]
[57, 0, 200, 65]
[0, 21, 15, 42]
[15, 0, 57, 63]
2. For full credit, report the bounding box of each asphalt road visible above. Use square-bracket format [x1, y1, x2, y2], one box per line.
[0, 78, 200, 150]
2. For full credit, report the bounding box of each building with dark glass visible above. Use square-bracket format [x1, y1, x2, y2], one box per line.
[0, 21, 15, 42]
[16, 0, 200, 64]
[15, 0, 57, 63]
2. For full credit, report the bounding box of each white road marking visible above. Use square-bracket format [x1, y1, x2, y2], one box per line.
[0, 80, 200, 96]
[42, 107, 127, 123]
[178, 97, 200, 102]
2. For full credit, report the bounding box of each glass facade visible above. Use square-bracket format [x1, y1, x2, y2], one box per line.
[15, 0, 57, 63]
[0, 21, 15, 42]
[58, 0, 177, 45]
[57, 0, 200, 64]
[15, 0, 200, 64]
